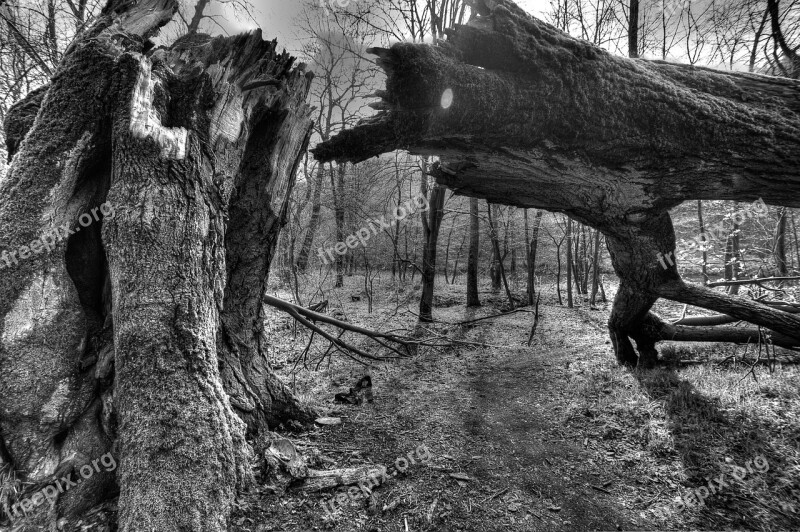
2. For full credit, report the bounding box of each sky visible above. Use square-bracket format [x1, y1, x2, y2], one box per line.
[235, 0, 553, 53]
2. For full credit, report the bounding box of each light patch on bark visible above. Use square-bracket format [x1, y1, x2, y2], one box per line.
[130, 59, 188, 160]
[41, 131, 96, 226]
[30, 449, 60, 480]
[1, 271, 60, 345]
[208, 80, 244, 146]
[40, 379, 71, 424]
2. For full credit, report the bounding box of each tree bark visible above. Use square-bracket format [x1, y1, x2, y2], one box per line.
[566, 217, 574, 308]
[451, 226, 467, 284]
[0, 1, 315, 529]
[628, 0, 639, 59]
[526, 209, 542, 305]
[330, 163, 346, 287]
[724, 203, 741, 295]
[314, 0, 800, 366]
[775, 206, 788, 277]
[488, 203, 502, 290]
[419, 184, 447, 322]
[466, 197, 480, 307]
[698, 200, 709, 283]
[590, 229, 601, 306]
[295, 163, 325, 272]
[792, 210, 800, 272]
[487, 202, 515, 309]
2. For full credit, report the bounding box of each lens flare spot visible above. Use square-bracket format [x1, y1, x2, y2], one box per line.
[441, 88, 454, 109]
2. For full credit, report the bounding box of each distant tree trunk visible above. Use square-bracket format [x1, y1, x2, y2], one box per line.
[443, 218, 455, 284]
[525, 209, 542, 305]
[403, 230, 411, 281]
[723, 232, 739, 295]
[792, 211, 800, 273]
[775, 206, 788, 277]
[555, 237, 563, 306]
[187, 0, 212, 33]
[451, 227, 467, 284]
[767, 0, 800, 78]
[749, 5, 769, 73]
[466, 197, 480, 307]
[590, 229, 602, 305]
[508, 213, 516, 275]
[392, 181, 403, 278]
[724, 202, 741, 295]
[0, 1, 316, 530]
[628, 0, 640, 58]
[566, 217, 574, 308]
[487, 202, 515, 308]
[295, 163, 325, 271]
[572, 224, 583, 297]
[489, 203, 502, 290]
[698, 200, 709, 282]
[581, 226, 590, 293]
[330, 163, 346, 287]
[419, 185, 447, 322]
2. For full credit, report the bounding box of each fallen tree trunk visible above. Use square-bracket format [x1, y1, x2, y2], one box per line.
[660, 324, 799, 350]
[314, 0, 800, 367]
[0, 0, 315, 529]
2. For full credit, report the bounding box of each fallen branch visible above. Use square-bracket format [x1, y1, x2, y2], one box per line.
[300, 466, 387, 492]
[456, 308, 534, 326]
[707, 276, 800, 288]
[672, 302, 800, 327]
[264, 294, 416, 362]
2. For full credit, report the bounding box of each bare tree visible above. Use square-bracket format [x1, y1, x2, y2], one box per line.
[292, 3, 381, 281]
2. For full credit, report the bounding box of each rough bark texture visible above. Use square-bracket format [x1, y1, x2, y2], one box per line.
[0, 0, 314, 529]
[314, 0, 800, 366]
[488, 203, 502, 290]
[419, 184, 447, 322]
[295, 163, 325, 272]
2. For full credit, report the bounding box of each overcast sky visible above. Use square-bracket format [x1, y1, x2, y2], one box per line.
[239, 0, 553, 53]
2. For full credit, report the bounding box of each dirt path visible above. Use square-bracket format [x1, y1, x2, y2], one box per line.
[236, 287, 646, 531]
[234, 281, 800, 532]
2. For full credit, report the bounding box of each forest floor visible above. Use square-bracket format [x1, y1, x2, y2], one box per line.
[229, 273, 800, 532]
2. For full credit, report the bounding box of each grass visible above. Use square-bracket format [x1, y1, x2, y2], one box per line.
[564, 346, 800, 530]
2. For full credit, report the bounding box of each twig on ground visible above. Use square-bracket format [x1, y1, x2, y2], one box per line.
[481, 487, 509, 503]
[457, 308, 535, 326]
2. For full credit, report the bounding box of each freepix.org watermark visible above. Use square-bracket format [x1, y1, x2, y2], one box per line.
[3, 452, 117, 523]
[0, 202, 115, 271]
[656, 198, 767, 270]
[320, 444, 431, 517]
[648, 454, 788, 520]
[318, 0, 352, 16]
[317, 194, 429, 265]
